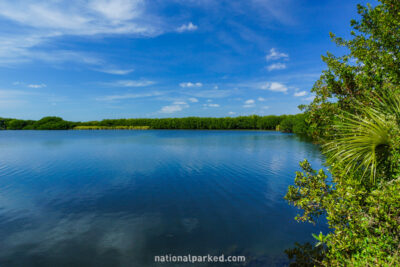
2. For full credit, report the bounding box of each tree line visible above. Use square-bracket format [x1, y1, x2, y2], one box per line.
[0, 114, 309, 135]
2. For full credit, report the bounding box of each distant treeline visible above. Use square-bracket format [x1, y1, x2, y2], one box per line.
[74, 126, 151, 130]
[0, 114, 309, 135]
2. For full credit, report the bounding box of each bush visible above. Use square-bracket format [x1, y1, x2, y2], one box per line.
[285, 161, 400, 266]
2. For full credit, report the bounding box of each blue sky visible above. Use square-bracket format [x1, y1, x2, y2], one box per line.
[0, 0, 370, 121]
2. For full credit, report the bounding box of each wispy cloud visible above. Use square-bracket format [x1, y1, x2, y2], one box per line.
[0, 89, 35, 98]
[0, 37, 130, 71]
[96, 92, 162, 101]
[0, 89, 38, 107]
[266, 48, 288, 61]
[187, 89, 233, 98]
[179, 82, 203, 88]
[160, 105, 184, 113]
[243, 99, 255, 108]
[257, 97, 265, 101]
[96, 68, 134, 75]
[159, 98, 189, 113]
[267, 63, 286, 71]
[188, 97, 198, 103]
[176, 22, 198, 33]
[0, 0, 160, 36]
[203, 103, 220, 108]
[0, 0, 164, 66]
[260, 82, 288, 93]
[106, 80, 156, 87]
[28, 83, 46, 88]
[173, 101, 187, 105]
[294, 90, 307, 97]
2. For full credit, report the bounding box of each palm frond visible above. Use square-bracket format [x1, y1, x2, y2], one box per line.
[323, 88, 399, 184]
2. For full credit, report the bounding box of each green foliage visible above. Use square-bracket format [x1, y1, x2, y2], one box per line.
[80, 115, 286, 130]
[32, 116, 75, 130]
[74, 125, 150, 130]
[285, 160, 332, 224]
[6, 119, 29, 130]
[305, 0, 400, 140]
[279, 116, 293, 133]
[0, 116, 75, 130]
[0, 118, 6, 130]
[323, 89, 400, 184]
[286, 161, 400, 266]
[279, 114, 309, 135]
[0, 114, 310, 133]
[286, 1, 400, 265]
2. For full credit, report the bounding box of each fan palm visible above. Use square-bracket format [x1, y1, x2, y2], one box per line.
[323, 89, 400, 184]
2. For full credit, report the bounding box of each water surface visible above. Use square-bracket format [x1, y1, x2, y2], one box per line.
[0, 130, 326, 266]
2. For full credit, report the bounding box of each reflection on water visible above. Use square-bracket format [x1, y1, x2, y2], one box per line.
[0, 130, 327, 266]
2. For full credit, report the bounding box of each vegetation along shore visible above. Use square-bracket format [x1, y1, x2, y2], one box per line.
[0, 114, 309, 135]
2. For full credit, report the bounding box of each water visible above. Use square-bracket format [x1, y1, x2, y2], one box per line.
[0, 130, 326, 266]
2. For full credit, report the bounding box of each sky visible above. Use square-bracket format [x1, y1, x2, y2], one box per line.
[0, 0, 371, 121]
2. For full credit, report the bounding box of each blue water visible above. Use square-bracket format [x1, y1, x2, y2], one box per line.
[0, 130, 326, 266]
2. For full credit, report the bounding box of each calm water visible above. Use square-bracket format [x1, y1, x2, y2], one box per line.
[0, 130, 326, 266]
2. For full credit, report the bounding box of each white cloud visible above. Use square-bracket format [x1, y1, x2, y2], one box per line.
[160, 105, 183, 113]
[186, 89, 232, 99]
[173, 101, 187, 105]
[228, 111, 236, 115]
[96, 68, 134, 75]
[179, 82, 203, 88]
[267, 63, 286, 71]
[203, 103, 220, 108]
[89, 0, 144, 21]
[160, 99, 189, 113]
[0, 0, 163, 65]
[0, 0, 157, 36]
[28, 83, 46, 88]
[243, 99, 255, 108]
[266, 48, 288, 61]
[109, 80, 155, 87]
[262, 105, 269, 109]
[96, 92, 162, 101]
[188, 97, 198, 103]
[176, 22, 198, 33]
[294, 91, 307, 97]
[261, 82, 288, 93]
[0, 36, 131, 70]
[257, 97, 265, 101]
